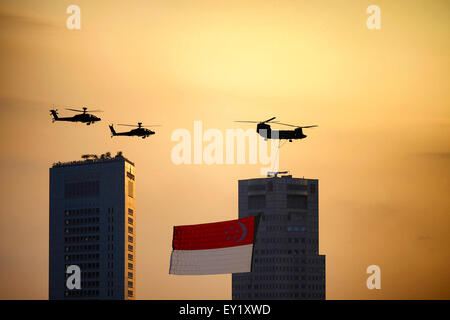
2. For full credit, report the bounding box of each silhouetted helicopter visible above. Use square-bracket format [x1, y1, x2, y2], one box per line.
[109, 122, 160, 139]
[235, 117, 317, 142]
[50, 107, 102, 125]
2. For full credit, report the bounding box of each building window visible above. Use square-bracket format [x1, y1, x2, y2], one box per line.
[128, 235, 133, 243]
[128, 208, 133, 216]
[128, 263, 133, 270]
[128, 181, 133, 198]
[128, 217, 133, 225]
[128, 244, 133, 252]
[128, 254, 133, 261]
[287, 184, 307, 191]
[310, 183, 316, 193]
[248, 184, 265, 192]
[64, 181, 100, 199]
[128, 226, 133, 234]
[287, 195, 307, 209]
[128, 281, 133, 288]
[248, 195, 265, 210]
[127, 171, 135, 181]
[127, 290, 133, 297]
[128, 272, 133, 279]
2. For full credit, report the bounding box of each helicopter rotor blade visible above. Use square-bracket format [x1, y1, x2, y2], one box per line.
[274, 122, 318, 128]
[235, 117, 276, 124]
[117, 124, 161, 127]
[262, 117, 276, 123]
[117, 123, 161, 128]
[65, 108, 103, 113]
[65, 108, 84, 112]
[272, 122, 298, 128]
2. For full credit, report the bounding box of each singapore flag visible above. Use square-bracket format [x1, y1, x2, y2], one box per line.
[169, 216, 258, 275]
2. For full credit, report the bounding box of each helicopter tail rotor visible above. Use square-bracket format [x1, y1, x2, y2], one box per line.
[109, 124, 117, 137]
[50, 109, 59, 122]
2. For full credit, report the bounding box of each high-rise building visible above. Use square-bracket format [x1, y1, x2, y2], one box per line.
[49, 153, 136, 300]
[232, 174, 326, 300]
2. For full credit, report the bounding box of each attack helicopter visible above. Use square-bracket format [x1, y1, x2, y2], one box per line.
[109, 122, 160, 139]
[235, 117, 317, 142]
[50, 107, 102, 125]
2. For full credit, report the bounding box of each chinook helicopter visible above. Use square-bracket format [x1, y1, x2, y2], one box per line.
[235, 117, 317, 142]
[109, 122, 160, 139]
[50, 107, 102, 125]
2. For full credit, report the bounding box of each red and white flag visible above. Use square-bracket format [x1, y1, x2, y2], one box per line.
[169, 216, 257, 275]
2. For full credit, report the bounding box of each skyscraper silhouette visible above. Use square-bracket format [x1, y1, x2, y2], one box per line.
[232, 174, 325, 300]
[49, 153, 136, 299]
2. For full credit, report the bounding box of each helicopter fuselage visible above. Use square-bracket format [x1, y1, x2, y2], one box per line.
[256, 124, 306, 141]
[51, 111, 101, 125]
[110, 126, 155, 139]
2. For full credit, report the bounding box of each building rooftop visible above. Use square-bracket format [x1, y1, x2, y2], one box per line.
[240, 175, 316, 182]
[52, 152, 134, 168]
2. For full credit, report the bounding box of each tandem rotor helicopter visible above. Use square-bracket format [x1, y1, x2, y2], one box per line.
[109, 122, 161, 139]
[50, 107, 102, 125]
[235, 117, 318, 142]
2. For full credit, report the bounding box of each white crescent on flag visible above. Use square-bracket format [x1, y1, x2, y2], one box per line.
[169, 216, 257, 275]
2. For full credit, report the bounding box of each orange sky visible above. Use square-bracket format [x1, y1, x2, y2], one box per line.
[0, 0, 449, 299]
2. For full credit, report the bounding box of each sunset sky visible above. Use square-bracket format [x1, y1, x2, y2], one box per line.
[0, 0, 449, 299]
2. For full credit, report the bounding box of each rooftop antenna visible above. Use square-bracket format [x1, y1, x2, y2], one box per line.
[267, 171, 289, 178]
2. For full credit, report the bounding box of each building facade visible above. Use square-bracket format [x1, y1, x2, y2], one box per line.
[49, 153, 136, 300]
[232, 174, 325, 300]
